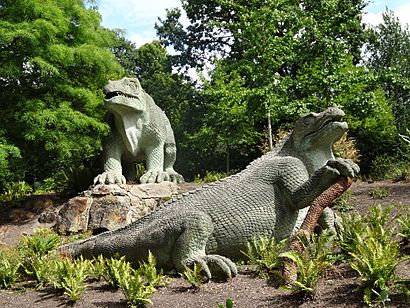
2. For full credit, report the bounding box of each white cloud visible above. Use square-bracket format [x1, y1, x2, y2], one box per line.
[363, 1, 410, 28]
[98, 0, 181, 46]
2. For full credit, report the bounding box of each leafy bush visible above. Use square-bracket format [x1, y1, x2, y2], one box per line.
[180, 263, 207, 289]
[340, 205, 409, 305]
[218, 298, 234, 308]
[368, 187, 390, 199]
[18, 228, 60, 260]
[333, 132, 361, 163]
[136, 251, 170, 288]
[397, 205, 410, 243]
[349, 235, 409, 306]
[369, 155, 410, 182]
[0, 181, 32, 202]
[242, 236, 286, 278]
[194, 170, 230, 183]
[280, 231, 336, 295]
[332, 190, 355, 212]
[0, 248, 21, 289]
[48, 256, 91, 302]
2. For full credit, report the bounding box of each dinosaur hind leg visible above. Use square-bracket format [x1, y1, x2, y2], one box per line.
[172, 211, 237, 280]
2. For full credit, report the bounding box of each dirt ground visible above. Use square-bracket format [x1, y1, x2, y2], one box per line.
[0, 180, 409, 307]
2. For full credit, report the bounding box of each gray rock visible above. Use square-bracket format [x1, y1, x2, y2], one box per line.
[55, 182, 178, 234]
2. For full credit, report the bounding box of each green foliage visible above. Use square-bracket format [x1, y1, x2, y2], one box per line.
[98, 253, 168, 307]
[332, 190, 354, 212]
[0, 248, 21, 289]
[339, 205, 409, 305]
[18, 228, 60, 260]
[0, 181, 33, 201]
[194, 170, 230, 183]
[218, 298, 234, 308]
[0, 0, 123, 190]
[397, 205, 410, 242]
[180, 263, 207, 289]
[368, 187, 390, 199]
[365, 11, 410, 135]
[369, 155, 410, 182]
[156, 0, 399, 175]
[349, 233, 409, 306]
[103, 255, 132, 288]
[242, 237, 286, 278]
[136, 251, 170, 288]
[48, 256, 91, 302]
[280, 232, 336, 295]
[118, 272, 155, 308]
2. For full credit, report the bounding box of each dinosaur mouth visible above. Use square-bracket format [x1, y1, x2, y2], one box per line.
[318, 115, 345, 131]
[105, 91, 137, 100]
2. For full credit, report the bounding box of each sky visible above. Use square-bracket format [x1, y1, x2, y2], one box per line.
[96, 0, 410, 48]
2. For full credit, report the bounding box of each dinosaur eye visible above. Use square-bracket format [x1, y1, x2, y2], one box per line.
[303, 115, 314, 125]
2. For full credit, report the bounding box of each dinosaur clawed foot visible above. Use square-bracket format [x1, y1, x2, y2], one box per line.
[190, 254, 238, 280]
[94, 172, 126, 185]
[140, 169, 185, 184]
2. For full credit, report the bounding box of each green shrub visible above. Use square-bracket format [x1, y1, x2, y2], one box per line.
[180, 263, 207, 289]
[332, 190, 354, 212]
[118, 272, 156, 308]
[280, 231, 336, 295]
[103, 255, 132, 288]
[368, 187, 390, 199]
[218, 298, 234, 308]
[397, 205, 410, 243]
[194, 170, 230, 183]
[242, 236, 286, 278]
[349, 235, 409, 306]
[340, 205, 408, 305]
[0, 181, 32, 201]
[369, 155, 410, 182]
[18, 228, 60, 258]
[136, 251, 170, 288]
[0, 248, 21, 289]
[48, 256, 91, 302]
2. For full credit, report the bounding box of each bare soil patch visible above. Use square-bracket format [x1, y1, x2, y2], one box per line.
[0, 181, 409, 307]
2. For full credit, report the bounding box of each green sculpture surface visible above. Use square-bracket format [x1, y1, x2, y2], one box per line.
[94, 77, 184, 184]
[61, 106, 359, 279]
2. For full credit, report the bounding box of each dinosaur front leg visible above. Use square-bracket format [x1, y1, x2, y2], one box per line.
[140, 144, 170, 183]
[94, 134, 126, 185]
[172, 211, 237, 280]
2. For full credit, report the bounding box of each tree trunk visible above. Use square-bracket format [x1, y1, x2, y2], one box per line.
[282, 177, 352, 287]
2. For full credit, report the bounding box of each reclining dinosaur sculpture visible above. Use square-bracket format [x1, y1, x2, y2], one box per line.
[60, 106, 359, 279]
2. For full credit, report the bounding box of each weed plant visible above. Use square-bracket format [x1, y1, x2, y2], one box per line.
[0, 181, 32, 201]
[340, 205, 409, 306]
[368, 187, 390, 199]
[218, 298, 234, 308]
[242, 236, 287, 278]
[397, 204, 410, 243]
[180, 263, 207, 289]
[332, 190, 354, 212]
[136, 251, 170, 288]
[280, 231, 336, 295]
[194, 170, 230, 183]
[0, 248, 21, 289]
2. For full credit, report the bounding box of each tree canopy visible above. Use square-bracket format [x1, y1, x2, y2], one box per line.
[156, 0, 397, 173]
[0, 0, 123, 189]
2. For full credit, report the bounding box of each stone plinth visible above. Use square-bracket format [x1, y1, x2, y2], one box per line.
[54, 182, 178, 234]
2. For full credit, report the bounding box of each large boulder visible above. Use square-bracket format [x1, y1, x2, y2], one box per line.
[54, 182, 178, 234]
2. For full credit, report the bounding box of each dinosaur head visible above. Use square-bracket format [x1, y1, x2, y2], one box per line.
[104, 77, 145, 113]
[291, 106, 348, 153]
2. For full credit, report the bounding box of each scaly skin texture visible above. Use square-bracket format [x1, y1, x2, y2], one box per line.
[94, 77, 184, 185]
[60, 106, 359, 279]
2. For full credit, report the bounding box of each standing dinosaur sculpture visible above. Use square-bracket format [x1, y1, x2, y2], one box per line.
[93, 77, 184, 185]
[59, 106, 359, 279]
